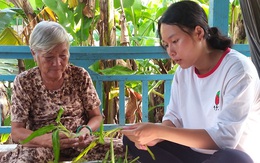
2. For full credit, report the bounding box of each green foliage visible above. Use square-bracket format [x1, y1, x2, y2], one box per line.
[0, 27, 23, 45]
[0, 115, 11, 144]
[98, 65, 135, 75]
[42, 0, 97, 46]
[20, 107, 77, 163]
[116, 0, 167, 46]
[0, 133, 10, 144]
[72, 123, 147, 163]
[0, 0, 14, 9]
[73, 123, 122, 162]
[29, 0, 44, 10]
[229, 0, 241, 34]
[0, 9, 16, 32]
[19, 109, 146, 162]
[52, 130, 60, 163]
[24, 59, 37, 70]
[20, 124, 57, 144]
[114, 0, 135, 8]
[147, 147, 155, 160]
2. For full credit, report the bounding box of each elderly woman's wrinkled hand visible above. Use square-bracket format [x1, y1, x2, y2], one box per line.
[59, 132, 94, 149]
[75, 132, 94, 149]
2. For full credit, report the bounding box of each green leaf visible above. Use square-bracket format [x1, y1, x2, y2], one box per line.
[52, 130, 60, 163]
[42, 0, 67, 23]
[58, 126, 72, 138]
[24, 59, 37, 70]
[0, 27, 23, 45]
[102, 150, 110, 163]
[88, 60, 101, 74]
[232, 0, 240, 6]
[33, 0, 45, 9]
[0, 0, 14, 9]
[104, 127, 122, 138]
[0, 9, 16, 32]
[10, 8, 28, 22]
[132, 0, 143, 12]
[110, 137, 115, 163]
[123, 145, 128, 163]
[99, 65, 135, 75]
[28, 0, 36, 9]
[147, 146, 155, 160]
[43, 0, 74, 32]
[155, 6, 168, 19]
[0, 133, 10, 143]
[148, 103, 164, 112]
[114, 0, 135, 9]
[98, 121, 105, 144]
[72, 141, 97, 162]
[129, 156, 140, 163]
[55, 107, 64, 123]
[20, 124, 56, 144]
[3, 115, 11, 126]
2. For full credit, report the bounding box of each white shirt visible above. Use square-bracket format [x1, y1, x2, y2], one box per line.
[163, 48, 260, 162]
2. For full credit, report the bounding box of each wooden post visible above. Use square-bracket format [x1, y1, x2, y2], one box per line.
[209, 0, 230, 35]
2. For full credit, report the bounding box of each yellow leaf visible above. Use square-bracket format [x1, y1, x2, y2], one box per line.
[43, 7, 56, 21]
[0, 28, 23, 45]
[68, 0, 78, 8]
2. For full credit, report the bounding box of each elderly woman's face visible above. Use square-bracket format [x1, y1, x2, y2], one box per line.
[35, 42, 69, 81]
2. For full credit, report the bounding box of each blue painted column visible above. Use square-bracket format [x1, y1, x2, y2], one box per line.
[209, 0, 230, 36]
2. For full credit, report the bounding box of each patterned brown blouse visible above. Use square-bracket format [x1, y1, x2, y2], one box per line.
[11, 65, 101, 133]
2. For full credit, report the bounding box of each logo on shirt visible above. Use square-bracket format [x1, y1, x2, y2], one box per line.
[213, 91, 220, 111]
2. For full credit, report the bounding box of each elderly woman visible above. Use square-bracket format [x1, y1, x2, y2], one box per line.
[0, 21, 123, 162]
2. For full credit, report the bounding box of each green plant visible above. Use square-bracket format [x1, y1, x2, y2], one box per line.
[72, 122, 140, 163]
[72, 122, 155, 163]
[20, 107, 79, 163]
[20, 108, 155, 163]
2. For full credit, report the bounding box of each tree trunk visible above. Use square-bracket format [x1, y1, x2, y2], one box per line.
[98, 0, 118, 124]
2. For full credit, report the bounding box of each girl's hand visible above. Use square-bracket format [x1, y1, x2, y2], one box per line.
[146, 139, 162, 146]
[135, 143, 148, 150]
[121, 122, 161, 146]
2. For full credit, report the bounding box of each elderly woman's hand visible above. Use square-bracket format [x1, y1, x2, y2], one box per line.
[57, 130, 93, 149]
[74, 128, 94, 149]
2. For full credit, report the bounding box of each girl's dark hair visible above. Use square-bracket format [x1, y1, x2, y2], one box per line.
[158, 1, 232, 50]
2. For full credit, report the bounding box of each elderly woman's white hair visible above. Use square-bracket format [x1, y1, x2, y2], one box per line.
[29, 21, 70, 53]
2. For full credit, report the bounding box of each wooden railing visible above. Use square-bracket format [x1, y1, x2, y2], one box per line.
[0, 45, 250, 134]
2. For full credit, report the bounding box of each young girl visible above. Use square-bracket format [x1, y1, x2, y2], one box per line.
[122, 1, 260, 163]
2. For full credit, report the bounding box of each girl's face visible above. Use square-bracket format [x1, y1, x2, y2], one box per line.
[160, 24, 204, 69]
[33, 42, 69, 81]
